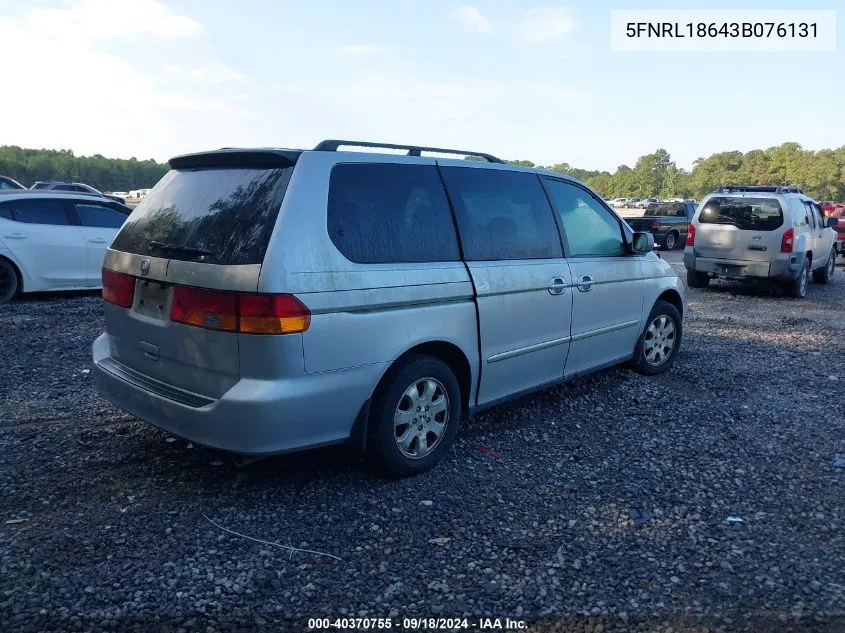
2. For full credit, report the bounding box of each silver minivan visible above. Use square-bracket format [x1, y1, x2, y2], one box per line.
[684, 185, 837, 297]
[92, 140, 686, 475]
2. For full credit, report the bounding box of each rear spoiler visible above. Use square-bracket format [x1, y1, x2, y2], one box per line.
[168, 148, 301, 170]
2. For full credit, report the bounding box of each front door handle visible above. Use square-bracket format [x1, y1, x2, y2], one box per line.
[3, 233, 25, 240]
[576, 275, 594, 292]
[548, 277, 566, 295]
[88, 238, 109, 244]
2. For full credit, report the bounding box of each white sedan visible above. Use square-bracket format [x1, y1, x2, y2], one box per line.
[0, 191, 131, 303]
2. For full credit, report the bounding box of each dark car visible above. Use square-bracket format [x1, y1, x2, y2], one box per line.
[0, 175, 26, 190]
[31, 181, 125, 205]
[626, 201, 697, 250]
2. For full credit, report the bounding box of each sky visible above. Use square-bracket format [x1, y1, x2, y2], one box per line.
[0, 0, 842, 172]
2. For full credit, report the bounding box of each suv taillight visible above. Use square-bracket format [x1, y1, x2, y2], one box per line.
[686, 224, 695, 247]
[781, 228, 795, 253]
[102, 269, 136, 308]
[170, 286, 311, 335]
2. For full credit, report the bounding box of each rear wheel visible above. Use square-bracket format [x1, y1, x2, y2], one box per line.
[367, 355, 461, 477]
[786, 257, 810, 298]
[632, 300, 682, 376]
[686, 268, 710, 288]
[0, 258, 19, 304]
[812, 249, 835, 284]
[663, 231, 678, 251]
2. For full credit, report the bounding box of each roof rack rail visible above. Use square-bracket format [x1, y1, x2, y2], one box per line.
[716, 184, 804, 194]
[313, 139, 505, 164]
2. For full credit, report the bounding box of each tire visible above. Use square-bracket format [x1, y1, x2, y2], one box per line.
[663, 231, 678, 251]
[0, 258, 19, 305]
[786, 256, 810, 298]
[367, 355, 461, 477]
[632, 300, 682, 376]
[686, 268, 710, 289]
[812, 249, 835, 284]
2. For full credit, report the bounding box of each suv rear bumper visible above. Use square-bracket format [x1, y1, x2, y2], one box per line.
[92, 333, 386, 455]
[683, 249, 801, 281]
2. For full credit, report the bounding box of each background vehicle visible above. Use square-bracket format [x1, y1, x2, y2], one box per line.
[31, 181, 126, 205]
[820, 201, 845, 255]
[92, 140, 686, 477]
[626, 201, 697, 250]
[1, 175, 26, 190]
[610, 198, 629, 208]
[634, 197, 658, 209]
[0, 191, 131, 303]
[684, 185, 837, 297]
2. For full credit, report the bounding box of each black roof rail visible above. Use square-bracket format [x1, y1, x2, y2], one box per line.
[313, 139, 505, 164]
[716, 184, 804, 194]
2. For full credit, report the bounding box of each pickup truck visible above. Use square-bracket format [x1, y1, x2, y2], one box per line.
[625, 201, 697, 250]
[820, 201, 845, 255]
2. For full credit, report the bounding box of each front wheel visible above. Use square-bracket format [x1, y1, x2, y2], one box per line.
[632, 300, 682, 376]
[812, 249, 835, 284]
[0, 258, 19, 305]
[367, 355, 461, 477]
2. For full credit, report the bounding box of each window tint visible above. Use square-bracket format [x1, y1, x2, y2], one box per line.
[8, 199, 71, 225]
[439, 167, 561, 261]
[53, 184, 75, 191]
[75, 203, 128, 228]
[650, 202, 686, 217]
[810, 203, 825, 228]
[0, 205, 12, 220]
[542, 178, 624, 257]
[327, 163, 459, 263]
[699, 197, 784, 231]
[111, 167, 292, 265]
[31, 182, 50, 190]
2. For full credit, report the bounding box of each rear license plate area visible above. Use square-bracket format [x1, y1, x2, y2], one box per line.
[135, 280, 170, 320]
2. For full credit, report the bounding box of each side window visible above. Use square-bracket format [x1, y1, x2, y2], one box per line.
[0, 205, 13, 220]
[542, 178, 625, 257]
[327, 163, 459, 264]
[439, 167, 562, 261]
[811, 203, 825, 228]
[74, 203, 128, 228]
[53, 184, 75, 191]
[9, 199, 71, 225]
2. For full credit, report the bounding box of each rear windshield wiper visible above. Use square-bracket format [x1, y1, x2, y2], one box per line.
[149, 241, 215, 259]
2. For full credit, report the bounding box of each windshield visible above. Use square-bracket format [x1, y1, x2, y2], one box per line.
[698, 196, 784, 231]
[110, 167, 293, 264]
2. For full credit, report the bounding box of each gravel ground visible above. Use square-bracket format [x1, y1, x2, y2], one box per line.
[1, 251, 844, 633]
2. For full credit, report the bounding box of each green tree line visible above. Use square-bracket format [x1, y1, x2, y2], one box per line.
[0, 146, 168, 192]
[503, 142, 845, 201]
[3, 142, 844, 200]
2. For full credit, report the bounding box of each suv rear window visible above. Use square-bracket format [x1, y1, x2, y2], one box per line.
[111, 168, 292, 265]
[698, 196, 784, 231]
[649, 203, 686, 217]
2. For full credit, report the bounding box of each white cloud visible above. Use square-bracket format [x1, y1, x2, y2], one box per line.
[0, 0, 242, 161]
[513, 7, 574, 42]
[163, 64, 246, 84]
[451, 6, 492, 33]
[332, 44, 384, 57]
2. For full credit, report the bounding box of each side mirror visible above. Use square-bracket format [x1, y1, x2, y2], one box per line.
[827, 216, 839, 228]
[631, 231, 654, 254]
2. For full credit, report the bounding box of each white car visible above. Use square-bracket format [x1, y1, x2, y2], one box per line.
[0, 191, 131, 303]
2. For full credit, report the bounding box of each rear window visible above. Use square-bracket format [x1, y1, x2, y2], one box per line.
[111, 167, 292, 265]
[649, 203, 686, 217]
[698, 196, 784, 231]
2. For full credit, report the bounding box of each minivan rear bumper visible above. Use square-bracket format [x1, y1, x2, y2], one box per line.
[683, 249, 801, 280]
[92, 333, 386, 455]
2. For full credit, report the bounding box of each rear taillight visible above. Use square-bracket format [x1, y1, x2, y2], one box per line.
[781, 228, 795, 253]
[685, 224, 695, 247]
[102, 269, 136, 308]
[169, 287, 310, 335]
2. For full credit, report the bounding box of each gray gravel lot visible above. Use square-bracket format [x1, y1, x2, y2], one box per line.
[1, 251, 844, 633]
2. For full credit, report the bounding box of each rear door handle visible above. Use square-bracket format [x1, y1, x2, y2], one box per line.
[88, 238, 109, 244]
[576, 275, 594, 292]
[548, 277, 566, 295]
[3, 233, 25, 240]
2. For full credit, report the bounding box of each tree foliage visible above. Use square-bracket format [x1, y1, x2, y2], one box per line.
[508, 143, 845, 201]
[0, 146, 168, 192]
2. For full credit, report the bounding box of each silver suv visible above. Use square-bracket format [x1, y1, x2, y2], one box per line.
[684, 185, 837, 298]
[92, 140, 686, 475]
